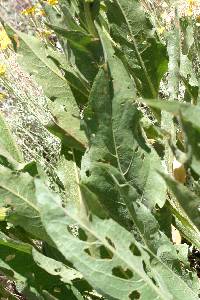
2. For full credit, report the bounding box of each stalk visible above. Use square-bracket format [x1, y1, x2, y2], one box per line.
[84, 1, 98, 37]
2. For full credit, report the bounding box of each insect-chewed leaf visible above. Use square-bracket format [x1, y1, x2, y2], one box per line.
[36, 180, 164, 300]
[36, 180, 200, 300]
[32, 247, 82, 284]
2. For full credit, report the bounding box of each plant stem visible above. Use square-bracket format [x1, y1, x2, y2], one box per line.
[84, 1, 98, 37]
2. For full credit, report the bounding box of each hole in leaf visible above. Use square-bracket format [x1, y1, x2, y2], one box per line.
[129, 290, 140, 299]
[54, 268, 61, 273]
[86, 170, 91, 177]
[97, 158, 107, 163]
[135, 146, 139, 153]
[50, 96, 57, 102]
[105, 237, 115, 249]
[78, 228, 88, 241]
[151, 276, 157, 286]
[142, 261, 148, 274]
[84, 248, 91, 256]
[141, 153, 145, 160]
[99, 245, 113, 259]
[112, 266, 133, 279]
[84, 248, 92, 256]
[67, 225, 79, 237]
[129, 243, 141, 256]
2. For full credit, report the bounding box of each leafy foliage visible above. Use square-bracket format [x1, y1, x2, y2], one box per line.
[0, 0, 200, 299]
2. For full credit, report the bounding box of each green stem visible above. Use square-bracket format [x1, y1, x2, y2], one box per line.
[162, 11, 180, 176]
[84, 1, 98, 37]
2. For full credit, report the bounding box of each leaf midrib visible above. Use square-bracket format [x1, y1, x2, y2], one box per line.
[0, 181, 39, 212]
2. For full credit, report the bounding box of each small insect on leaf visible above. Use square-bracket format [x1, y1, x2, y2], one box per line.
[0, 92, 6, 101]
[0, 207, 9, 221]
[0, 64, 6, 76]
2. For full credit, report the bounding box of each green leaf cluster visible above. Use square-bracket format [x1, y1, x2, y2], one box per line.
[0, 1, 200, 299]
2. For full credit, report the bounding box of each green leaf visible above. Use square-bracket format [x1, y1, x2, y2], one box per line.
[47, 100, 87, 151]
[0, 245, 79, 300]
[36, 180, 200, 300]
[0, 165, 48, 241]
[0, 230, 32, 254]
[180, 54, 198, 88]
[80, 184, 109, 219]
[161, 173, 200, 231]
[82, 29, 166, 213]
[140, 98, 200, 126]
[46, 25, 102, 83]
[32, 248, 82, 284]
[11, 31, 72, 102]
[54, 153, 82, 206]
[141, 98, 200, 175]
[6, 26, 85, 149]
[0, 111, 23, 163]
[105, 0, 168, 98]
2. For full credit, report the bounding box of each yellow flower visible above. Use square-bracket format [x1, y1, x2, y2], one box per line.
[157, 26, 165, 34]
[188, 0, 195, 5]
[0, 28, 11, 51]
[186, 0, 198, 16]
[0, 92, 6, 101]
[0, 64, 6, 76]
[21, 5, 37, 15]
[0, 207, 9, 221]
[47, 0, 58, 5]
[186, 7, 193, 16]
